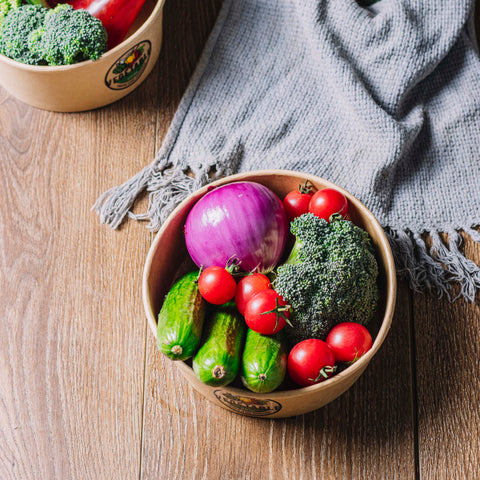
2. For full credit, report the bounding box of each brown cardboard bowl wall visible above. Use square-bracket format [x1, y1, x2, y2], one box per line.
[143, 170, 397, 418]
[0, 0, 165, 112]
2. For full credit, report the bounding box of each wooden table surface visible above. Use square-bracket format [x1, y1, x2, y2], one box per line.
[1, 1, 480, 479]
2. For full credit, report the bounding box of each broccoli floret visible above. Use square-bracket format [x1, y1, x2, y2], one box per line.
[0, 5, 46, 64]
[0, 4, 107, 66]
[29, 4, 107, 65]
[0, 0, 20, 26]
[273, 213, 379, 344]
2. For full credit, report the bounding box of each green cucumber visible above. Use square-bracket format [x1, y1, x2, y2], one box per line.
[156, 271, 206, 361]
[192, 304, 246, 387]
[241, 329, 287, 393]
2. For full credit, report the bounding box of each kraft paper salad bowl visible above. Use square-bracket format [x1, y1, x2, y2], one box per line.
[143, 170, 397, 418]
[0, 0, 165, 112]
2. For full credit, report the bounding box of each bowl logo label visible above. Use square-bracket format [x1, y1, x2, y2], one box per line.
[214, 390, 282, 416]
[105, 41, 151, 90]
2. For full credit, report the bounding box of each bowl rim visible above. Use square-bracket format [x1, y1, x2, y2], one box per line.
[0, 0, 166, 72]
[143, 169, 397, 399]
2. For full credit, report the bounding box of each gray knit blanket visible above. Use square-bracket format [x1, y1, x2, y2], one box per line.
[95, 0, 480, 301]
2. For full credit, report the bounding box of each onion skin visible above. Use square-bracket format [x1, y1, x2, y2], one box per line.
[184, 181, 289, 273]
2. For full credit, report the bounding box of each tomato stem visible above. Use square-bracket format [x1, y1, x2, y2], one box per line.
[298, 179, 315, 195]
[309, 365, 337, 383]
[260, 297, 291, 330]
[328, 212, 345, 223]
[225, 256, 241, 274]
[348, 348, 360, 365]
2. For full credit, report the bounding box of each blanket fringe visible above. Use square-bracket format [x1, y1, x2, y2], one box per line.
[135, 158, 240, 231]
[93, 160, 235, 232]
[92, 164, 197, 231]
[132, 166, 201, 232]
[93, 166, 152, 229]
[385, 226, 480, 302]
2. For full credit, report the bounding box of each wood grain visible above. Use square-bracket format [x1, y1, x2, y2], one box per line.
[414, 239, 480, 480]
[0, 1, 479, 479]
[0, 52, 157, 479]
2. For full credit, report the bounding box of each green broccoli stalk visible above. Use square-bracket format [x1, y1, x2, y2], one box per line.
[273, 213, 379, 345]
[0, 4, 107, 66]
[0, 0, 21, 26]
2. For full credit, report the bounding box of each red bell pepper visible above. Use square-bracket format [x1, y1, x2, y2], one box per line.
[49, 0, 147, 49]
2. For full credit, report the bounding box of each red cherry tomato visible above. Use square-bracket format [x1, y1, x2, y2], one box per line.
[283, 180, 315, 222]
[287, 339, 336, 387]
[308, 188, 348, 222]
[326, 322, 373, 363]
[234, 273, 272, 315]
[244, 289, 290, 335]
[198, 266, 237, 305]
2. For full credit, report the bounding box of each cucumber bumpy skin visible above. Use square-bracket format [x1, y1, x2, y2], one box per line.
[241, 329, 287, 393]
[156, 271, 206, 361]
[192, 304, 246, 387]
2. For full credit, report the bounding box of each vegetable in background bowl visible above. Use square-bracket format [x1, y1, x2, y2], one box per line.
[49, 0, 147, 49]
[0, 4, 107, 65]
[0, 0, 165, 112]
[0, 0, 21, 25]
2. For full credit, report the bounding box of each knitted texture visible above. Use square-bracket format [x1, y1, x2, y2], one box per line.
[95, 0, 480, 301]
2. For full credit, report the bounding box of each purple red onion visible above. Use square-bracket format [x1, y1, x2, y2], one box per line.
[184, 181, 289, 273]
